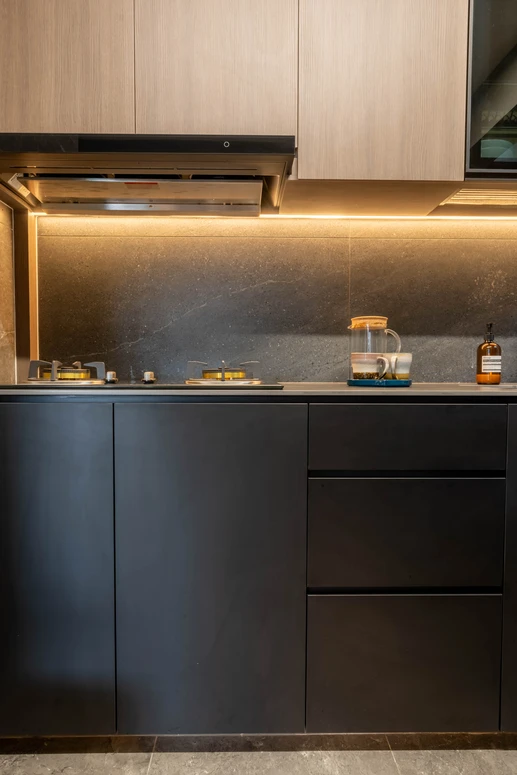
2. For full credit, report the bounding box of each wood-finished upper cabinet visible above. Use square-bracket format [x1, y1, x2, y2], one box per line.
[298, 0, 469, 180]
[0, 0, 135, 134]
[134, 0, 298, 135]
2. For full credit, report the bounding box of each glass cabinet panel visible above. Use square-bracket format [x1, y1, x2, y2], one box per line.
[469, 0, 517, 172]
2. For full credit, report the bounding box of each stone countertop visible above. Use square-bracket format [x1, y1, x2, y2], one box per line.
[282, 382, 517, 396]
[0, 382, 517, 397]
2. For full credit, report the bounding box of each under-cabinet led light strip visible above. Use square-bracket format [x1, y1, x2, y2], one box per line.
[34, 213, 517, 222]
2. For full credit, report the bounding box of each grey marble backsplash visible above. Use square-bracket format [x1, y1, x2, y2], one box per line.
[37, 217, 517, 383]
[0, 201, 15, 384]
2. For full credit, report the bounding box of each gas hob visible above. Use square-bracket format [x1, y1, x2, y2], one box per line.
[21, 359, 283, 389]
[12, 382, 284, 390]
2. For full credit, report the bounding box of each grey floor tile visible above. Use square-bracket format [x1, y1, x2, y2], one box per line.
[149, 750, 400, 775]
[393, 749, 517, 775]
[387, 732, 517, 750]
[0, 737, 156, 755]
[0, 752, 151, 774]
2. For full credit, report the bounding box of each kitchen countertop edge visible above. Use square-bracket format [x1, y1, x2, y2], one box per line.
[1, 382, 517, 398]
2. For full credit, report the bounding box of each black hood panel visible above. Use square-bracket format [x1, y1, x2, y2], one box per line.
[0, 134, 295, 155]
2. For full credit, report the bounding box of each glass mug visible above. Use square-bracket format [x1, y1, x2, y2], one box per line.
[351, 352, 390, 380]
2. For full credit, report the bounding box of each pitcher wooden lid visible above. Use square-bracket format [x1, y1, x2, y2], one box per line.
[349, 316, 388, 329]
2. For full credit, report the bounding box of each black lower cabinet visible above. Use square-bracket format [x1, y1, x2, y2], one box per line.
[308, 478, 505, 589]
[0, 403, 115, 735]
[115, 403, 307, 734]
[307, 594, 502, 733]
[502, 405, 517, 729]
[309, 404, 508, 472]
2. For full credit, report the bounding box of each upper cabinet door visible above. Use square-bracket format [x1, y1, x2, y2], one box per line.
[468, 0, 517, 174]
[0, 0, 135, 134]
[135, 0, 298, 135]
[298, 0, 469, 180]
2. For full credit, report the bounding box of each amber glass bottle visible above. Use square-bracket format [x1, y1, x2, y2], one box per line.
[476, 322, 501, 385]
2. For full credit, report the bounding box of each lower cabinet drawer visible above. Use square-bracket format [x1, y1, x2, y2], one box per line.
[307, 595, 502, 732]
[308, 478, 505, 588]
[309, 404, 507, 472]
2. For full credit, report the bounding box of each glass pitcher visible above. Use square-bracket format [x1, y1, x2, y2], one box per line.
[348, 316, 401, 376]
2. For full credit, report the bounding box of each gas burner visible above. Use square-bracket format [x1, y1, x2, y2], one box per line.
[27, 360, 108, 385]
[20, 359, 283, 390]
[186, 360, 263, 386]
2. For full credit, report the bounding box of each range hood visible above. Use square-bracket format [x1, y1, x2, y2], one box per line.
[3, 134, 517, 217]
[0, 135, 295, 216]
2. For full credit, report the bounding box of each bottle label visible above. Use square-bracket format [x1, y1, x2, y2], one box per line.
[481, 355, 501, 373]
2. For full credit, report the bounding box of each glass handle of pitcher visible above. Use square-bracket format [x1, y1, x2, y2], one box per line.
[386, 329, 401, 353]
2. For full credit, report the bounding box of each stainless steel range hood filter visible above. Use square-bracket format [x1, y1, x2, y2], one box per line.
[14, 176, 264, 216]
[0, 134, 295, 216]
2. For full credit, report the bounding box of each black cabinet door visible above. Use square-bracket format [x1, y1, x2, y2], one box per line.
[307, 594, 502, 733]
[502, 405, 517, 729]
[115, 403, 307, 734]
[0, 403, 115, 735]
[309, 404, 507, 471]
[468, 0, 517, 173]
[309, 478, 505, 589]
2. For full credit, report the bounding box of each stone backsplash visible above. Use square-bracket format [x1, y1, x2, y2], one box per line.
[0, 202, 15, 384]
[37, 216, 517, 383]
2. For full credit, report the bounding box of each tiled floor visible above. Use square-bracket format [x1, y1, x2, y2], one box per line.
[2, 749, 517, 774]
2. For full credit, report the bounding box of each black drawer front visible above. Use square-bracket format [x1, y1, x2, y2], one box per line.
[308, 478, 505, 589]
[309, 404, 507, 471]
[307, 594, 502, 733]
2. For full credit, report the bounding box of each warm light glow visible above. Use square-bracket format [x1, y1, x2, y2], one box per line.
[443, 189, 517, 206]
[32, 212, 517, 222]
[260, 214, 517, 221]
[260, 214, 347, 220]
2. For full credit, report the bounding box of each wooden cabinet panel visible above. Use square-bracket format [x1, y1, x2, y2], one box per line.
[309, 478, 505, 589]
[0, 0, 135, 133]
[298, 0, 469, 180]
[115, 403, 307, 734]
[307, 595, 502, 732]
[135, 0, 297, 135]
[309, 404, 507, 472]
[0, 403, 115, 735]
